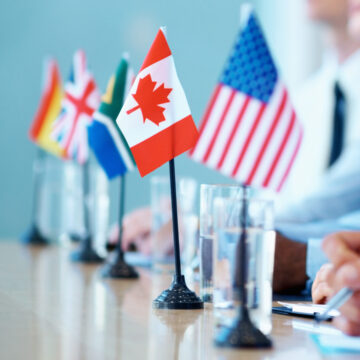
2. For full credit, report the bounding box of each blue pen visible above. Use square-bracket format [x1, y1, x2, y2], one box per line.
[315, 287, 353, 323]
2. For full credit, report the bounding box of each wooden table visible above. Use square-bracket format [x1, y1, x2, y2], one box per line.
[0, 242, 356, 360]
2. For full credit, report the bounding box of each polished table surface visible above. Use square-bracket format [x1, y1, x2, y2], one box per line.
[0, 242, 357, 360]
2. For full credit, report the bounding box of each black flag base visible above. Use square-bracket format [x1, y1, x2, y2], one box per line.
[101, 250, 139, 279]
[21, 224, 50, 246]
[153, 275, 204, 310]
[68, 233, 83, 243]
[215, 308, 272, 349]
[105, 240, 117, 252]
[70, 236, 104, 263]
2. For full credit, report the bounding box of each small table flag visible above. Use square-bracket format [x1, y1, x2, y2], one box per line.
[88, 55, 136, 179]
[189, 12, 303, 192]
[52, 50, 100, 164]
[29, 58, 65, 158]
[116, 28, 199, 177]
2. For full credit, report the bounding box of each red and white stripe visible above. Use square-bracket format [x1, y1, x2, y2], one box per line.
[189, 82, 302, 191]
[116, 28, 198, 177]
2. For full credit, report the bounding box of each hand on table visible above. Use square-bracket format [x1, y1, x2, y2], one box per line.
[122, 207, 153, 255]
[108, 206, 174, 256]
[313, 231, 360, 336]
[108, 207, 152, 255]
[311, 263, 335, 304]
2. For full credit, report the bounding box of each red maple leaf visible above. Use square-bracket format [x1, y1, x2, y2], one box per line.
[126, 74, 172, 126]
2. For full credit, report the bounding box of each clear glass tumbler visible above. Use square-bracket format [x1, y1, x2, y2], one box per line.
[213, 189, 275, 335]
[199, 184, 240, 303]
[61, 161, 109, 254]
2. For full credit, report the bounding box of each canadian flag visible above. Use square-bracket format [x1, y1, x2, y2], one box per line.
[116, 28, 199, 177]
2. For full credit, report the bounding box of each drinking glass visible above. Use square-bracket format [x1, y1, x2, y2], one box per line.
[213, 189, 275, 335]
[61, 161, 109, 253]
[199, 184, 240, 302]
[37, 154, 66, 240]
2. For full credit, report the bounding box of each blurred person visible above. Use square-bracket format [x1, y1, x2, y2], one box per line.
[312, 0, 360, 311]
[278, 0, 360, 221]
[312, 231, 360, 336]
[274, 0, 360, 292]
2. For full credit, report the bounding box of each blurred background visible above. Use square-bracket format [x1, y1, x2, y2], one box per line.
[0, 0, 323, 238]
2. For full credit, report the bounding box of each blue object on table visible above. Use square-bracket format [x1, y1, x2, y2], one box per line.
[315, 287, 353, 323]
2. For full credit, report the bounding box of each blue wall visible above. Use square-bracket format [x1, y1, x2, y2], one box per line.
[2, 0, 317, 237]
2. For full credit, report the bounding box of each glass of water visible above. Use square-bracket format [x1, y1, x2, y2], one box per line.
[213, 189, 275, 335]
[61, 161, 109, 254]
[199, 184, 240, 302]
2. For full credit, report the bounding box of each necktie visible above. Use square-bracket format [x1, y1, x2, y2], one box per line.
[328, 82, 346, 167]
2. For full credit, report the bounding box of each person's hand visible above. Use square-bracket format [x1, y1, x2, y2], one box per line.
[273, 232, 308, 293]
[320, 231, 360, 336]
[108, 207, 153, 254]
[312, 263, 335, 304]
[108, 206, 174, 256]
[122, 207, 153, 255]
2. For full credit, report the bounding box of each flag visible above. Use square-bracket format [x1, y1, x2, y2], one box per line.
[189, 13, 303, 191]
[88, 56, 136, 179]
[52, 50, 100, 164]
[29, 59, 65, 157]
[116, 28, 199, 177]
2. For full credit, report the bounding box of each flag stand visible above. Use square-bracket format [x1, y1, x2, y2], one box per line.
[153, 159, 203, 309]
[101, 174, 139, 279]
[215, 186, 272, 348]
[70, 161, 104, 263]
[21, 148, 50, 245]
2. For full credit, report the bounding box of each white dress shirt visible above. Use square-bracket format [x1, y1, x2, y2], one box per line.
[276, 49, 360, 223]
[273, 50, 360, 284]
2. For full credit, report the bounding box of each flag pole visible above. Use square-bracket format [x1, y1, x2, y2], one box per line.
[21, 147, 50, 245]
[70, 161, 104, 263]
[152, 158, 203, 310]
[101, 174, 139, 278]
[215, 185, 272, 348]
[168, 159, 182, 279]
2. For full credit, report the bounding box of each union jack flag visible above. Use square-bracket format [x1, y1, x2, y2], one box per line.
[189, 13, 303, 191]
[52, 50, 100, 164]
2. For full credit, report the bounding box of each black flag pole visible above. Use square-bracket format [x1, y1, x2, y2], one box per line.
[215, 185, 272, 348]
[169, 159, 181, 278]
[101, 174, 139, 278]
[153, 159, 203, 309]
[22, 148, 50, 245]
[70, 161, 104, 263]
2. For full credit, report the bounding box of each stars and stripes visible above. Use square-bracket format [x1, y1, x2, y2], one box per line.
[52, 50, 100, 164]
[189, 13, 302, 191]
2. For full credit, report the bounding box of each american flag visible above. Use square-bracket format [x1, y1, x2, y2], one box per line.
[189, 13, 302, 191]
[52, 50, 100, 164]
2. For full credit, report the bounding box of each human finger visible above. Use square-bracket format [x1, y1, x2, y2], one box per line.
[336, 291, 360, 325]
[322, 232, 360, 268]
[312, 282, 334, 304]
[312, 264, 335, 303]
[333, 315, 360, 336]
[331, 261, 360, 296]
